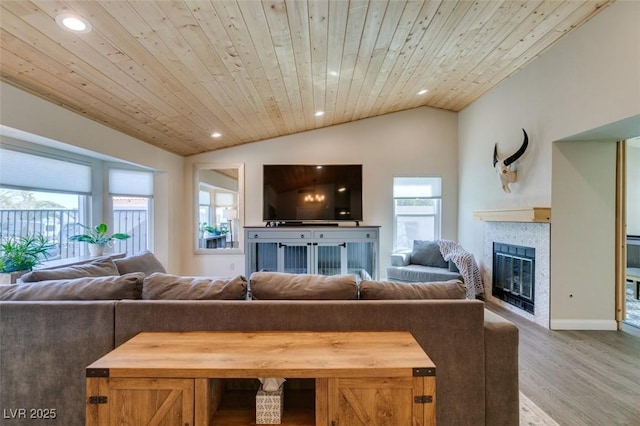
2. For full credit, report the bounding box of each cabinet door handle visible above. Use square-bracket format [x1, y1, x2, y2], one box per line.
[254, 234, 259, 238]
[300, 234, 305, 239]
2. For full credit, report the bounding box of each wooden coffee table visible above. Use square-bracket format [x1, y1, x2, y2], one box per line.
[86, 331, 436, 425]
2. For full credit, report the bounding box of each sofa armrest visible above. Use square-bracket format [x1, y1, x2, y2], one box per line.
[484, 309, 519, 426]
[390, 250, 411, 266]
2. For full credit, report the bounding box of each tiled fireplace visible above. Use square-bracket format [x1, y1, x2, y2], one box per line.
[476, 209, 551, 328]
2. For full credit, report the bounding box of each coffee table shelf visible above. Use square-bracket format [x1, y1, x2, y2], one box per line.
[209, 386, 314, 425]
[86, 331, 436, 425]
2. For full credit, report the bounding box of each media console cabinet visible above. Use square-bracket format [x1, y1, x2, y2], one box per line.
[244, 226, 380, 279]
[85, 331, 436, 425]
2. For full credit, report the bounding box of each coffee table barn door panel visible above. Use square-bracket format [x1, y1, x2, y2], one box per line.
[325, 377, 429, 426]
[86, 378, 194, 425]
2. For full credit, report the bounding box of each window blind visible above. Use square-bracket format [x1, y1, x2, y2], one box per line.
[109, 168, 153, 196]
[0, 148, 91, 194]
[215, 192, 234, 206]
[199, 190, 211, 205]
[393, 177, 442, 198]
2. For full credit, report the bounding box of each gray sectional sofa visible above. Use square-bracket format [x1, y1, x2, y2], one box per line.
[0, 253, 519, 426]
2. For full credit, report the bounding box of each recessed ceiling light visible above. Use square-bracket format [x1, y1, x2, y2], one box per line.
[55, 13, 92, 33]
[417, 89, 429, 95]
[210, 132, 222, 138]
[315, 111, 325, 117]
[329, 71, 339, 77]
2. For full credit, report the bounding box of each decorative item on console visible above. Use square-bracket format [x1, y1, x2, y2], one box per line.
[493, 129, 529, 193]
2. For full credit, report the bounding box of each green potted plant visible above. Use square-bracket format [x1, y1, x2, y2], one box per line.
[68, 223, 130, 257]
[201, 223, 220, 236]
[0, 234, 55, 283]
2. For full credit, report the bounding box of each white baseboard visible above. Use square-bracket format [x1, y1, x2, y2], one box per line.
[550, 319, 618, 330]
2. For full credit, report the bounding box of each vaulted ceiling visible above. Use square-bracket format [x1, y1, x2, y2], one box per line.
[0, 0, 614, 156]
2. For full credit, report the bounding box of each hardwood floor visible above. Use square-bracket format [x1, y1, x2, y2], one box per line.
[486, 304, 640, 426]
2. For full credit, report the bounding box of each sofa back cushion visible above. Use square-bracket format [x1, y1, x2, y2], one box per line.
[411, 240, 448, 268]
[19, 256, 119, 282]
[142, 273, 247, 300]
[0, 272, 144, 300]
[114, 250, 166, 276]
[359, 279, 466, 300]
[250, 271, 358, 300]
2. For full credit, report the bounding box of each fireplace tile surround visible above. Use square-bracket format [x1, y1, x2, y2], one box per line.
[482, 222, 551, 328]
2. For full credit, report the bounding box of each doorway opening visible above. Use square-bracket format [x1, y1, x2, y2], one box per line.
[624, 137, 640, 329]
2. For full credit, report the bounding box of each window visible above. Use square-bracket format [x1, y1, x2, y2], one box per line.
[0, 147, 91, 260]
[109, 168, 153, 255]
[199, 190, 211, 227]
[393, 177, 442, 251]
[0, 144, 156, 260]
[0, 188, 88, 260]
[214, 191, 235, 234]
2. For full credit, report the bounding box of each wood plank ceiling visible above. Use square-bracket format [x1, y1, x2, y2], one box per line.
[0, 0, 614, 156]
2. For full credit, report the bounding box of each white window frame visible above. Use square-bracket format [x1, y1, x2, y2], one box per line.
[108, 167, 154, 255]
[0, 143, 94, 259]
[392, 177, 442, 252]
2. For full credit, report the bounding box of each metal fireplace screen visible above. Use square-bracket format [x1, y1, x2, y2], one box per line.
[492, 242, 535, 314]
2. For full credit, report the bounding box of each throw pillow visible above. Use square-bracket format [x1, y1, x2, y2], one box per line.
[114, 251, 166, 276]
[411, 240, 448, 268]
[19, 256, 120, 282]
[0, 273, 144, 301]
[142, 273, 247, 300]
[359, 279, 466, 300]
[250, 271, 358, 300]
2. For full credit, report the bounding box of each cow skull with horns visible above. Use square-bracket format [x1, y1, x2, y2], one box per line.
[493, 129, 529, 193]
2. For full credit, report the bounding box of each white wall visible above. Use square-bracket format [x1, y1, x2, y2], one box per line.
[458, 1, 640, 328]
[551, 140, 617, 329]
[183, 107, 458, 277]
[0, 82, 184, 272]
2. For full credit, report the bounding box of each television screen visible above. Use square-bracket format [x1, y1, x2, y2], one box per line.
[263, 164, 363, 222]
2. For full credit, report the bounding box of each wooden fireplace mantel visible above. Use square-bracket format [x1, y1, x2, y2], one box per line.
[473, 207, 551, 223]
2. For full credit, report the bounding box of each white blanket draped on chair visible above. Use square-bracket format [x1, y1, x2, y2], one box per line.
[437, 240, 483, 299]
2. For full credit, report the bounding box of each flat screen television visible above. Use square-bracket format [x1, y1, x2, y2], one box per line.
[263, 164, 363, 223]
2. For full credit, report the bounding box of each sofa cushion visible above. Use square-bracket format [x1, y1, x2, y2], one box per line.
[250, 271, 358, 300]
[142, 273, 247, 300]
[411, 240, 448, 268]
[359, 279, 466, 300]
[114, 251, 166, 276]
[386, 264, 462, 283]
[0, 272, 144, 300]
[19, 256, 120, 282]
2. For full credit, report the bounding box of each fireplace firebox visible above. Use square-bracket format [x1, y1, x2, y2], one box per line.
[492, 242, 535, 314]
